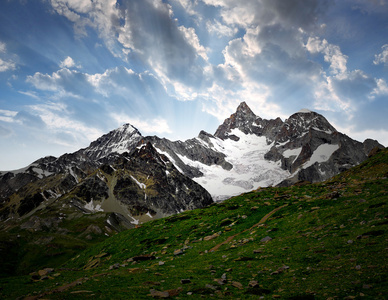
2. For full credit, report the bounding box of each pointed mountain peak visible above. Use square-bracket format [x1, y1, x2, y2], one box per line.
[83, 123, 143, 160]
[235, 101, 256, 117]
[214, 102, 259, 140]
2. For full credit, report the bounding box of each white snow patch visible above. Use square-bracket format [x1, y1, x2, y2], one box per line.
[136, 143, 147, 150]
[84, 200, 104, 212]
[177, 129, 290, 200]
[303, 144, 339, 169]
[155, 147, 185, 174]
[298, 108, 312, 113]
[146, 211, 153, 218]
[283, 148, 302, 159]
[67, 167, 79, 183]
[130, 175, 146, 189]
[32, 167, 53, 179]
[129, 215, 139, 225]
[312, 127, 333, 134]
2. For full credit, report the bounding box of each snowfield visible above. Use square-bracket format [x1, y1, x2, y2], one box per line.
[303, 144, 339, 169]
[177, 129, 290, 201]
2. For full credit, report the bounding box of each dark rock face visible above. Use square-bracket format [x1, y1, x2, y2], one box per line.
[112, 142, 213, 217]
[0, 140, 213, 225]
[74, 176, 109, 202]
[215, 102, 258, 140]
[144, 135, 232, 179]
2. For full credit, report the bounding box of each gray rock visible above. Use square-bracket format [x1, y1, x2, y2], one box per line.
[260, 236, 273, 243]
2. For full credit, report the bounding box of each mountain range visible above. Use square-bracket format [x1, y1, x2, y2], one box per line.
[0, 102, 384, 227]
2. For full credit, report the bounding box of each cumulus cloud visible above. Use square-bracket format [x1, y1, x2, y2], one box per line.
[40, 0, 386, 145]
[26, 68, 96, 98]
[59, 56, 80, 68]
[0, 58, 16, 72]
[178, 26, 209, 61]
[373, 44, 388, 66]
[49, 0, 121, 51]
[203, 0, 331, 32]
[372, 78, 388, 96]
[306, 37, 348, 76]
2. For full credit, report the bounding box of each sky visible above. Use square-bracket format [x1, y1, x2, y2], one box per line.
[0, 0, 387, 171]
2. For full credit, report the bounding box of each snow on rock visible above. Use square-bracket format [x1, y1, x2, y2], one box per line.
[303, 144, 339, 169]
[298, 108, 312, 113]
[177, 129, 290, 201]
[130, 175, 146, 189]
[154, 148, 185, 174]
[84, 199, 104, 212]
[283, 148, 302, 158]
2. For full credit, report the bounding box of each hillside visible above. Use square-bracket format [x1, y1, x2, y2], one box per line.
[0, 148, 386, 299]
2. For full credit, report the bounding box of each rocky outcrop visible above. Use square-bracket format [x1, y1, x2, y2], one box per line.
[144, 135, 232, 179]
[0, 141, 213, 226]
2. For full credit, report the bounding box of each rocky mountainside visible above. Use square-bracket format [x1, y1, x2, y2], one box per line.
[0, 140, 212, 226]
[0, 102, 384, 222]
[143, 102, 383, 199]
[2, 148, 386, 297]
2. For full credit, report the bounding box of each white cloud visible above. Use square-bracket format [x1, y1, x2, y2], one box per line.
[312, 76, 352, 114]
[0, 41, 16, 72]
[49, 0, 121, 47]
[372, 78, 388, 96]
[26, 68, 94, 98]
[178, 26, 209, 61]
[111, 113, 172, 135]
[29, 102, 103, 146]
[173, 0, 198, 17]
[0, 58, 16, 72]
[206, 19, 237, 37]
[60, 56, 80, 68]
[203, 0, 331, 32]
[0, 42, 6, 52]
[373, 44, 388, 66]
[18, 90, 41, 100]
[116, 0, 207, 88]
[0, 109, 18, 123]
[306, 37, 348, 76]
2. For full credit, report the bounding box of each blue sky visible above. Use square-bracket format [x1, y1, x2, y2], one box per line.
[0, 0, 387, 170]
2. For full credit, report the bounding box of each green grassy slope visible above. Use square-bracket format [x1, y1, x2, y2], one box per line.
[1, 148, 387, 299]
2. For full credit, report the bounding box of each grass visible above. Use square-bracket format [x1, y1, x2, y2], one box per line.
[0, 148, 387, 299]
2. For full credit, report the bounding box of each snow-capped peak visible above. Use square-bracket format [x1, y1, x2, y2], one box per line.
[83, 123, 143, 160]
[298, 108, 312, 113]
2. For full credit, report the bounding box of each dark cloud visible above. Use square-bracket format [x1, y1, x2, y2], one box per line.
[262, 0, 333, 31]
[118, 0, 207, 88]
